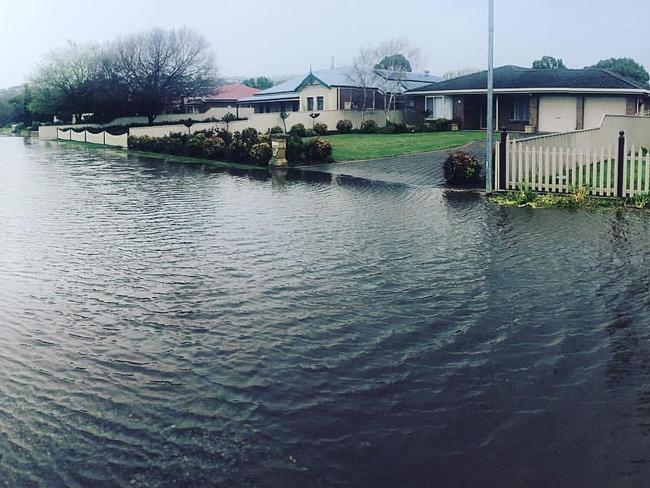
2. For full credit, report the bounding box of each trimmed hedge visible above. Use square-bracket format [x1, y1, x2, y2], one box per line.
[313, 122, 328, 135]
[336, 119, 353, 133]
[128, 127, 271, 166]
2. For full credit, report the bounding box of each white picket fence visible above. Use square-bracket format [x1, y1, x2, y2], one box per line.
[495, 138, 650, 197]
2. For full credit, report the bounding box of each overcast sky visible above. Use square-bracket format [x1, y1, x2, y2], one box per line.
[0, 0, 648, 88]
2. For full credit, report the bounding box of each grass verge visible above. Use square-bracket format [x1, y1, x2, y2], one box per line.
[311, 131, 486, 161]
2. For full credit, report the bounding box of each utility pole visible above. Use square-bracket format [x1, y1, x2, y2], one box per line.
[485, 0, 495, 193]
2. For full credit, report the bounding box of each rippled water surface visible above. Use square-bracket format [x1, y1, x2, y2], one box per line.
[2, 137, 650, 487]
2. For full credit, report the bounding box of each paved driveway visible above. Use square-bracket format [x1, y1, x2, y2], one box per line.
[297, 141, 486, 187]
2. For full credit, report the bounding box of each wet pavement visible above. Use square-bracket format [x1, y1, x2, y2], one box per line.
[298, 140, 486, 187]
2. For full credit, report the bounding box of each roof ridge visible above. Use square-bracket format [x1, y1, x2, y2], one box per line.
[595, 67, 649, 89]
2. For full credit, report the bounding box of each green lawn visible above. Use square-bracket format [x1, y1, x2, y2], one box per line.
[312, 131, 487, 161]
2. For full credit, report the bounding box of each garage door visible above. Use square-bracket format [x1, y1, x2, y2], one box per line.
[538, 96, 577, 132]
[584, 97, 626, 129]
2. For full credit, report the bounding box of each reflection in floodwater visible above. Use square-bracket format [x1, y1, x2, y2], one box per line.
[2, 137, 650, 487]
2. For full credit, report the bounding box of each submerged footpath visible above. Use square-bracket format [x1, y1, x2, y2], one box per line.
[297, 141, 486, 187]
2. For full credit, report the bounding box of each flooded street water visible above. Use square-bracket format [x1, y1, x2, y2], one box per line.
[2, 136, 650, 487]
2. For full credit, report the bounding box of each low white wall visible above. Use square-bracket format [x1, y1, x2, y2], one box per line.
[104, 133, 128, 148]
[55, 128, 127, 148]
[126, 110, 405, 140]
[129, 124, 191, 138]
[86, 132, 104, 144]
[39, 126, 58, 140]
[56, 107, 254, 132]
[514, 115, 650, 152]
[70, 131, 85, 142]
[56, 128, 71, 140]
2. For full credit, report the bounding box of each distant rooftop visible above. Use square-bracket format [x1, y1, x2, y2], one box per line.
[207, 83, 259, 100]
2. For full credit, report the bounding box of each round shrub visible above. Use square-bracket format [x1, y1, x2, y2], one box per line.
[313, 122, 328, 135]
[286, 135, 305, 164]
[289, 123, 307, 137]
[360, 119, 378, 134]
[336, 119, 353, 133]
[443, 150, 482, 185]
[304, 137, 333, 163]
[250, 142, 272, 166]
[240, 127, 259, 146]
[303, 128, 316, 137]
[434, 118, 451, 131]
[269, 126, 284, 135]
[203, 137, 226, 159]
[390, 121, 408, 133]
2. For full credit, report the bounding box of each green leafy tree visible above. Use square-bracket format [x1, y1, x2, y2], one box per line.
[222, 111, 237, 131]
[532, 56, 567, 70]
[375, 53, 412, 72]
[242, 76, 274, 90]
[591, 58, 649, 84]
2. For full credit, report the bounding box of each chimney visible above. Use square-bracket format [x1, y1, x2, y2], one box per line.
[425, 70, 430, 75]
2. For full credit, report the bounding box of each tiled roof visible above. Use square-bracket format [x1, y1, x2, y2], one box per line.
[408, 65, 650, 93]
[208, 83, 259, 100]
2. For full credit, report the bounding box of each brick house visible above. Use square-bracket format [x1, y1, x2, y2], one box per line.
[407, 65, 650, 132]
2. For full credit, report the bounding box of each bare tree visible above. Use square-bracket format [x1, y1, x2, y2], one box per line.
[351, 39, 421, 125]
[111, 27, 217, 124]
[442, 68, 480, 80]
[348, 46, 379, 122]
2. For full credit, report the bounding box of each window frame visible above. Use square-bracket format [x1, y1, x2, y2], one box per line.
[316, 96, 324, 111]
[307, 97, 314, 111]
[425, 96, 452, 119]
[509, 95, 530, 122]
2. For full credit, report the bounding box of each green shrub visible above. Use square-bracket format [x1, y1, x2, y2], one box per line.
[286, 135, 305, 164]
[186, 132, 207, 155]
[269, 126, 284, 135]
[164, 134, 186, 155]
[304, 137, 333, 163]
[336, 119, 353, 133]
[434, 118, 451, 131]
[360, 120, 378, 134]
[250, 142, 272, 166]
[215, 128, 233, 146]
[389, 121, 408, 133]
[313, 122, 328, 135]
[303, 128, 316, 137]
[203, 137, 226, 159]
[240, 127, 259, 146]
[443, 150, 482, 185]
[289, 123, 307, 137]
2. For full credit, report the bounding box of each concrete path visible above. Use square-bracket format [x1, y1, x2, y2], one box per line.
[298, 140, 486, 187]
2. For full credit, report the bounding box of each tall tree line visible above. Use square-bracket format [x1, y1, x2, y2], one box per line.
[29, 27, 217, 124]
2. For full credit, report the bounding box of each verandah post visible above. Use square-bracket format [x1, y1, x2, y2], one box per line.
[617, 130, 625, 198]
[499, 129, 507, 191]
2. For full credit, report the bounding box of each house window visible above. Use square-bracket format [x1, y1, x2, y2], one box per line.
[510, 95, 530, 121]
[307, 97, 314, 111]
[317, 96, 324, 111]
[186, 105, 200, 114]
[425, 96, 453, 119]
